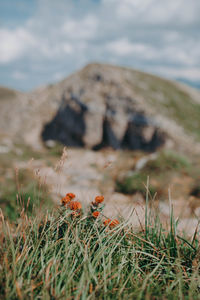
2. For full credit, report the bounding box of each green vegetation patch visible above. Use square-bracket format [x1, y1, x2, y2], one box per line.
[0, 144, 55, 221]
[144, 150, 191, 172]
[0, 169, 53, 221]
[129, 70, 200, 141]
[116, 150, 191, 196]
[47, 142, 66, 157]
[116, 172, 156, 195]
[0, 199, 199, 299]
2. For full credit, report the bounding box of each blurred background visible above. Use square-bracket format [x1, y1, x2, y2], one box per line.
[0, 0, 200, 235]
[0, 0, 200, 90]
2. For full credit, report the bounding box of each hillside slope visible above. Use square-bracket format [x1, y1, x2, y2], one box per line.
[0, 64, 200, 153]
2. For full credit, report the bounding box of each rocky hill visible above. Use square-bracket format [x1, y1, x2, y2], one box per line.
[1, 64, 200, 234]
[1, 63, 200, 153]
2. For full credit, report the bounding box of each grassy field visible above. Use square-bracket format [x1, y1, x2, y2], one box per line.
[128, 69, 200, 142]
[0, 144, 54, 221]
[115, 150, 199, 200]
[1, 191, 200, 299]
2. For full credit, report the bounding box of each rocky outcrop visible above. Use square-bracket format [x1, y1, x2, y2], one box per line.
[1, 63, 200, 153]
[42, 95, 87, 147]
[42, 88, 166, 151]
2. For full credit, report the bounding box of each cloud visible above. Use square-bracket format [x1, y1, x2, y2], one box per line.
[106, 38, 136, 56]
[62, 15, 98, 40]
[0, 28, 35, 63]
[0, 0, 200, 90]
[12, 70, 26, 80]
[0, 12, 98, 65]
[106, 38, 156, 59]
[103, 0, 200, 25]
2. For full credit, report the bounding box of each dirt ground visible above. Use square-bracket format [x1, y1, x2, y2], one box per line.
[13, 147, 199, 237]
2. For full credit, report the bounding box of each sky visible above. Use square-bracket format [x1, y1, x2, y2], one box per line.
[0, 0, 200, 91]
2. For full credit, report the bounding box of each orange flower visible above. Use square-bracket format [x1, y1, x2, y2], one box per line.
[66, 193, 76, 200]
[103, 218, 111, 226]
[109, 219, 120, 228]
[69, 201, 82, 210]
[92, 211, 100, 218]
[103, 218, 119, 228]
[95, 195, 104, 204]
[61, 195, 71, 206]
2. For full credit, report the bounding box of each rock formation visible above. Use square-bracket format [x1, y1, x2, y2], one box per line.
[42, 91, 166, 151]
[0, 63, 200, 153]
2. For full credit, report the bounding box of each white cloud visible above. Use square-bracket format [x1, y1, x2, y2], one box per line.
[62, 15, 98, 40]
[106, 38, 136, 56]
[103, 0, 200, 25]
[62, 43, 73, 54]
[0, 0, 200, 90]
[115, 0, 154, 19]
[12, 71, 26, 80]
[106, 38, 158, 60]
[0, 28, 35, 63]
[0, 12, 98, 65]
[0, 26, 74, 63]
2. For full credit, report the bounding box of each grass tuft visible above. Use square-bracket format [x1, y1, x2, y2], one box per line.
[0, 192, 200, 299]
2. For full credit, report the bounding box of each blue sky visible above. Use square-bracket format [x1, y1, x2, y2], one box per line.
[0, 0, 200, 91]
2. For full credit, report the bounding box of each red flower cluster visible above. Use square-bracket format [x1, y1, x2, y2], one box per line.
[103, 218, 119, 228]
[61, 195, 71, 206]
[60, 192, 82, 217]
[60, 193, 119, 227]
[90, 195, 105, 219]
[69, 201, 82, 211]
[92, 211, 100, 218]
[66, 193, 75, 200]
[95, 196, 104, 204]
[61, 192, 76, 206]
